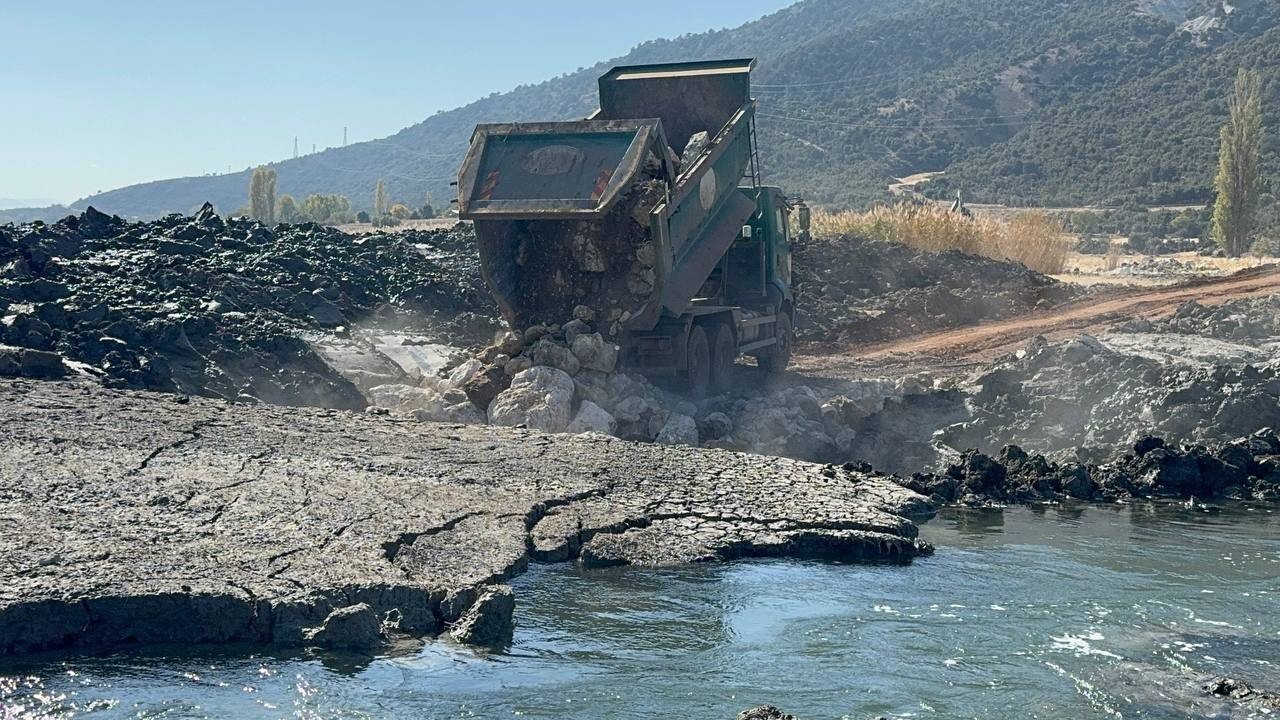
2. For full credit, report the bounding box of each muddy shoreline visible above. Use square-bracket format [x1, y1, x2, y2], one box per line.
[0, 378, 931, 658]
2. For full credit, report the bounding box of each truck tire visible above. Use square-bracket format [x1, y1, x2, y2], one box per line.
[758, 313, 793, 376]
[683, 325, 711, 400]
[708, 322, 736, 395]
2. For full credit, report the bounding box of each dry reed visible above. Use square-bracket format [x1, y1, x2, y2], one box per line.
[810, 205, 1071, 274]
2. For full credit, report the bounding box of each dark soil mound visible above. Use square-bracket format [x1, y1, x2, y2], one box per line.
[0, 206, 496, 406]
[792, 234, 1081, 344]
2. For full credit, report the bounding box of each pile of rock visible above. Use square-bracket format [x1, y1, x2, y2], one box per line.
[1118, 297, 1280, 347]
[363, 306, 954, 462]
[792, 234, 1080, 344]
[939, 334, 1280, 462]
[0, 206, 497, 406]
[498, 169, 667, 336]
[900, 429, 1280, 505]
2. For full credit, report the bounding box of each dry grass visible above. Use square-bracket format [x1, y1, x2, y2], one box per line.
[811, 205, 1072, 274]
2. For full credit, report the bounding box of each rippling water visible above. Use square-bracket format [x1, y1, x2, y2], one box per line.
[3, 504, 1278, 719]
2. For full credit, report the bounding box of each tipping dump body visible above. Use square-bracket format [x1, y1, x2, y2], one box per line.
[457, 59, 760, 337]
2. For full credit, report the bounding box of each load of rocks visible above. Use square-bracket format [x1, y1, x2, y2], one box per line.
[900, 429, 1280, 505]
[792, 234, 1081, 345]
[0, 206, 497, 407]
[369, 319, 965, 464]
[939, 334, 1280, 463]
[1117, 297, 1280, 348]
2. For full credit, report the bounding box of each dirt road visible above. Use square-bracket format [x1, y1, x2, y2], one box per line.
[794, 264, 1280, 381]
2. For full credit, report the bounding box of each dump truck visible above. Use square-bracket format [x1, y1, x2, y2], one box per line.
[457, 58, 802, 397]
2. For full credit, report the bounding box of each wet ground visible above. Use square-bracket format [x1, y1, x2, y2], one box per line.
[5, 504, 1276, 719]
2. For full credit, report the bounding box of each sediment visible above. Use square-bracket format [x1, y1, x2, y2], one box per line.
[0, 378, 931, 657]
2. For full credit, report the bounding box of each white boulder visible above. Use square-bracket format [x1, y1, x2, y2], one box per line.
[487, 366, 576, 433]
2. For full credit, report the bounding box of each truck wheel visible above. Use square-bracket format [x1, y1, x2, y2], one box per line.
[709, 322, 736, 395]
[683, 325, 711, 400]
[758, 313, 793, 375]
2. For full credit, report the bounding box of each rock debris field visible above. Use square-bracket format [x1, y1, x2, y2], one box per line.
[3, 209, 1280, 657]
[3, 209, 1278, 494]
[0, 379, 931, 657]
[0, 206, 496, 407]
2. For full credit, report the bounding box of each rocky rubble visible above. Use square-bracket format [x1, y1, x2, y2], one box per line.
[900, 429, 1280, 505]
[939, 333, 1280, 463]
[368, 316, 959, 471]
[792, 234, 1081, 344]
[1119, 296, 1280, 348]
[0, 207, 496, 407]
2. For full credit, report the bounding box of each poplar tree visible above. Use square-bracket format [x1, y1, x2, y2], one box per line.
[249, 166, 278, 223]
[1211, 69, 1264, 257]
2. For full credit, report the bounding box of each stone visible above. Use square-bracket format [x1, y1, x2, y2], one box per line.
[461, 363, 509, 411]
[656, 413, 699, 446]
[572, 305, 595, 323]
[529, 338, 580, 376]
[302, 603, 382, 650]
[700, 412, 733, 440]
[487, 366, 575, 433]
[613, 394, 668, 441]
[561, 318, 590, 344]
[495, 331, 523, 356]
[567, 400, 617, 435]
[308, 300, 346, 328]
[504, 355, 532, 376]
[447, 358, 483, 388]
[449, 585, 515, 647]
[0, 346, 67, 379]
[570, 332, 618, 373]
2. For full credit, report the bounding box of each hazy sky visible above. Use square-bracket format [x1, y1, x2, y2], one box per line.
[1, 1, 792, 204]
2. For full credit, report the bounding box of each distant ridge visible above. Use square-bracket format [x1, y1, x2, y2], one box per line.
[70, 0, 1280, 218]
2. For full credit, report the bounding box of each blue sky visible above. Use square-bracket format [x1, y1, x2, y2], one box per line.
[0, 1, 793, 205]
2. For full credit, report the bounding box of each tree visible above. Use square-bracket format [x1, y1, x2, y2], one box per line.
[356, 210, 371, 223]
[1211, 69, 1264, 257]
[373, 179, 389, 216]
[276, 194, 299, 224]
[389, 203, 412, 219]
[249, 166, 277, 223]
[298, 193, 352, 224]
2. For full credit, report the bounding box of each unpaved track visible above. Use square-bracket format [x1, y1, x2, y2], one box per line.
[795, 265, 1280, 381]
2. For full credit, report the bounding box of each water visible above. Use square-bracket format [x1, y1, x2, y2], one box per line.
[4, 504, 1278, 719]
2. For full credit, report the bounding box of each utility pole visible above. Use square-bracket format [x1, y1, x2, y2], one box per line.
[293, 137, 298, 159]
[343, 126, 348, 147]
[312, 144, 316, 154]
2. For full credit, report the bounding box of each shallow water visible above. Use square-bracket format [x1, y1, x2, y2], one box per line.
[3, 504, 1278, 719]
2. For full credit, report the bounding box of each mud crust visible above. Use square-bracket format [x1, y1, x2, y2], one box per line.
[0, 379, 931, 657]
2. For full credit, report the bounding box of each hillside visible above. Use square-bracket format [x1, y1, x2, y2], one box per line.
[67, 0, 1280, 218]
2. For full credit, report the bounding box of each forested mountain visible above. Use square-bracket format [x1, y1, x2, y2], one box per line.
[67, 0, 1280, 217]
